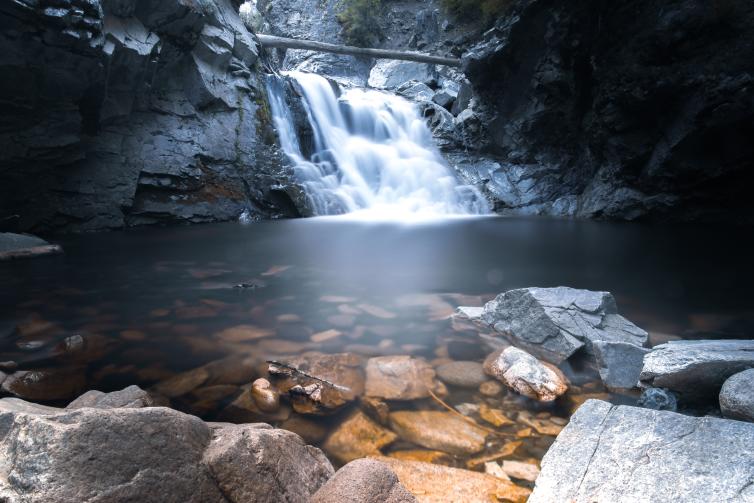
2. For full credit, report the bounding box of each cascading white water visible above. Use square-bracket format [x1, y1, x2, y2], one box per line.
[266, 71, 489, 219]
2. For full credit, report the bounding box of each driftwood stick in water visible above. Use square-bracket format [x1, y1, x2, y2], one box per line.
[256, 34, 462, 67]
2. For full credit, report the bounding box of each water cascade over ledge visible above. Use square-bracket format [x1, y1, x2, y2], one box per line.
[266, 71, 489, 219]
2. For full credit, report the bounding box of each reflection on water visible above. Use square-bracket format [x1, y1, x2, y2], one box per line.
[1, 217, 752, 472]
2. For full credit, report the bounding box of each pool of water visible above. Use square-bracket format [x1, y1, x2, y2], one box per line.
[1, 216, 752, 472]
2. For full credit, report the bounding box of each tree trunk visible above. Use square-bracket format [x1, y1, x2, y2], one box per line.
[256, 34, 462, 67]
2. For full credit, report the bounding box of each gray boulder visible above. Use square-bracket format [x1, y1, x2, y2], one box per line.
[311, 458, 417, 503]
[0, 398, 333, 503]
[529, 399, 754, 502]
[592, 340, 650, 390]
[639, 339, 754, 399]
[368, 60, 438, 90]
[66, 385, 165, 409]
[720, 368, 754, 422]
[479, 287, 648, 364]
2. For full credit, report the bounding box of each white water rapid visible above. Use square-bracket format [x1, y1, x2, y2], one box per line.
[266, 71, 489, 219]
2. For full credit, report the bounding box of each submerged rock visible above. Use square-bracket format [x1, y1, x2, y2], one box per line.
[479, 287, 648, 364]
[593, 340, 649, 390]
[529, 399, 754, 502]
[376, 457, 531, 503]
[323, 410, 397, 464]
[719, 369, 754, 422]
[501, 460, 540, 482]
[1, 367, 86, 401]
[0, 396, 333, 502]
[365, 356, 444, 400]
[639, 340, 754, 399]
[435, 361, 487, 388]
[484, 347, 568, 402]
[269, 353, 365, 414]
[311, 458, 417, 503]
[389, 410, 487, 455]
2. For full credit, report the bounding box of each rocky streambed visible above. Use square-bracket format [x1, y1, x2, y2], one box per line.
[2, 267, 753, 501]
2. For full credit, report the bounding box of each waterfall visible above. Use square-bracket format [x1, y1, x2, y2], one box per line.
[266, 71, 489, 219]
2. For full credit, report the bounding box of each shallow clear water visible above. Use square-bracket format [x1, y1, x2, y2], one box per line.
[1, 216, 752, 469]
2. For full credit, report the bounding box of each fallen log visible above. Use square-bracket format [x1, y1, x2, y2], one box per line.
[256, 34, 462, 67]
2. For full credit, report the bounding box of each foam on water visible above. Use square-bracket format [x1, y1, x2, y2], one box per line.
[266, 71, 488, 219]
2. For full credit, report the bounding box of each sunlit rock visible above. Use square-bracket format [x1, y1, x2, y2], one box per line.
[484, 347, 568, 402]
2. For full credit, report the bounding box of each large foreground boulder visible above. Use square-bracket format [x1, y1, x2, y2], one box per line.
[311, 458, 417, 503]
[529, 400, 754, 502]
[0, 395, 333, 503]
[639, 339, 754, 399]
[474, 287, 648, 364]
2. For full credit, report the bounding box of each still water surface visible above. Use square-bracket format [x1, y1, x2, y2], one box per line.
[1, 216, 752, 469]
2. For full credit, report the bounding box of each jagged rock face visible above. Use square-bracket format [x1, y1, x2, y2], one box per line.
[529, 399, 754, 502]
[260, 0, 373, 86]
[0, 0, 301, 233]
[463, 0, 754, 222]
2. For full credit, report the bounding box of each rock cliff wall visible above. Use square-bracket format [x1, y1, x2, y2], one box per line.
[463, 0, 754, 222]
[0, 0, 301, 233]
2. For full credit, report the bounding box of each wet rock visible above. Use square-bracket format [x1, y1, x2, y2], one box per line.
[484, 461, 511, 481]
[214, 325, 275, 342]
[432, 90, 455, 110]
[269, 353, 365, 414]
[593, 340, 650, 390]
[389, 410, 487, 455]
[479, 380, 504, 397]
[0, 397, 333, 502]
[368, 60, 438, 90]
[280, 415, 328, 444]
[435, 361, 487, 388]
[151, 366, 210, 398]
[450, 81, 473, 116]
[376, 457, 531, 503]
[311, 458, 417, 503]
[639, 340, 754, 399]
[479, 287, 648, 364]
[1, 367, 86, 401]
[0, 233, 62, 261]
[529, 400, 754, 502]
[365, 356, 444, 400]
[67, 385, 164, 409]
[361, 396, 390, 425]
[251, 378, 280, 413]
[636, 388, 678, 412]
[323, 410, 398, 464]
[387, 449, 452, 464]
[446, 339, 487, 360]
[479, 403, 513, 427]
[484, 347, 568, 402]
[502, 460, 539, 482]
[719, 369, 754, 422]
